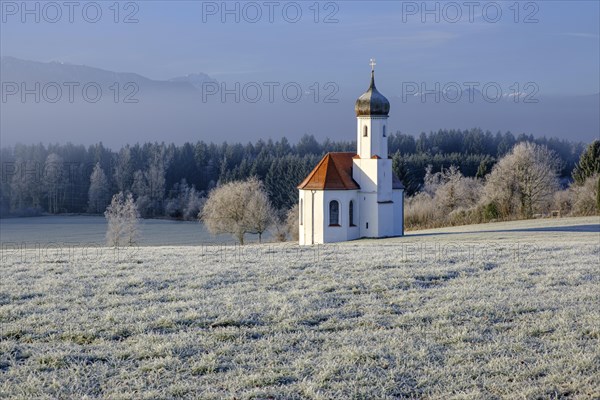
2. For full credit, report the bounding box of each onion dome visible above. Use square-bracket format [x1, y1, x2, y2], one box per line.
[355, 69, 390, 117]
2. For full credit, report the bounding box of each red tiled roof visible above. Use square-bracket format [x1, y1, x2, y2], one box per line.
[298, 152, 406, 190]
[297, 152, 360, 190]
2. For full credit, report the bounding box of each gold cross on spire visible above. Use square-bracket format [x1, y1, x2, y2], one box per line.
[369, 58, 376, 72]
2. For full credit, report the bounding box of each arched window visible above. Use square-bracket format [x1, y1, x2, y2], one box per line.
[329, 200, 339, 226]
[383, 125, 387, 137]
[349, 200, 355, 226]
[300, 199, 303, 225]
[363, 126, 368, 137]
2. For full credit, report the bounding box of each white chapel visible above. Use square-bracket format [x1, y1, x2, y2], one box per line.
[297, 61, 405, 245]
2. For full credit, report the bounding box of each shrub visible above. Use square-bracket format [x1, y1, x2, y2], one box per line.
[482, 202, 500, 221]
[269, 209, 289, 242]
[405, 192, 438, 230]
[285, 204, 299, 241]
[552, 190, 572, 216]
[571, 174, 600, 216]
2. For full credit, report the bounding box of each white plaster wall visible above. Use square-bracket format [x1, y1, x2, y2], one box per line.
[357, 117, 371, 159]
[299, 190, 325, 245]
[358, 192, 378, 237]
[323, 190, 360, 243]
[352, 159, 376, 193]
[305, 184, 402, 242]
[393, 189, 404, 236]
[377, 202, 395, 237]
[299, 112, 402, 244]
[300, 190, 360, 244]
[353, 159, 392, 202]
[299, 190, 307, 245]
[357, 116, 388, 158]
[375, 158, 393, 202]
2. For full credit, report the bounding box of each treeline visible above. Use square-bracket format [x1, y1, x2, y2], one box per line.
[0, 129, 586, 218]
[390, 130, 585, 194]
[405, 141, 600, 230]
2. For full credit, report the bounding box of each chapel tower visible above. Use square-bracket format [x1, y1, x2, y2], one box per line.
[297, 60, 404, 245]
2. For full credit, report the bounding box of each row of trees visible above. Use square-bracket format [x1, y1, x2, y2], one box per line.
[0, 129, 589, 220]
[405, 141, 600, 230]
[106, 178, 298, 246]
[96, 139, 600, 245]
[200, 140, 599, 243]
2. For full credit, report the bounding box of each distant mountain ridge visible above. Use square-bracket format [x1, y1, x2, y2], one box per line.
[0, 56, 213, 93]
[169, 73, 217, 90]
[1, 56, 598, 147]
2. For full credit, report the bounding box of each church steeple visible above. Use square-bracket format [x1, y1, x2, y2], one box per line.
[355, 59, 390, 117]
[355, 59, 390, 159]
[297, 60, 405, 245]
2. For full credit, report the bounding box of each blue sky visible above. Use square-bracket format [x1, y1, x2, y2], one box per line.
[1, 0, 599, 96]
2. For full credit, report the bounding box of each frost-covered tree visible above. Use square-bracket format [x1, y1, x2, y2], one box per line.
[104, 192, 140, 247]
[165, 179, 204, 220]
[200, 177, 273, 244]
[244, 180, 274, 242]
[44, 153, 66, 214]
[10, 159, 43, 213]
[406, 165, 483, 229]
[130, 152, 168, 217]
[285, 204, 299, 241]
[123, 193, 140, 246]
[131, 169, 151, 217]
[146, 161, 166, 213]
[437, 173, 481, 212]
[571, 174, 600, 216]
[422, 165, 482, 211]
[113, 146, 134, 192]
[483, 142, 559, 219]
[132, 170, 148, 198]
[88, 162, 110, 214]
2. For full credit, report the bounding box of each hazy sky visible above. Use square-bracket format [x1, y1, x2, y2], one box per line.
[2, 1, 599, 96]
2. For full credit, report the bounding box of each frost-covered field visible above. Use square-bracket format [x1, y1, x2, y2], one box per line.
[1, 217, 599, 399]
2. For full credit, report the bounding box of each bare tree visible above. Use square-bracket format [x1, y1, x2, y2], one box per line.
[200, 177, 273, 245]
[123, 192, 140, 245]
[105, 192, 140, 247]
[244, 179, 274, 242]
[483, 142, 559, 219]
[88, 162, 110, 214]
[427, 165, 482, 212]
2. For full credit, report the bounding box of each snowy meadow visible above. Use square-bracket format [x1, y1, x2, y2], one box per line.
[0, 217, 599, 399]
